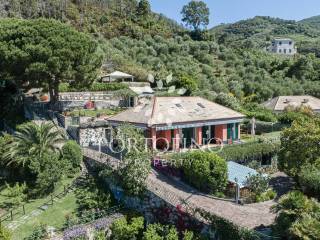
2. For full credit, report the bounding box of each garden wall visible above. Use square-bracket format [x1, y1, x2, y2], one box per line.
[84, 158, 210, 236]
[79, 127, 106, 147]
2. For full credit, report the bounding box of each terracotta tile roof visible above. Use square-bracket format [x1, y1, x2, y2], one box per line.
[108, 97, 245, 127]
[262, 95, 320, 112]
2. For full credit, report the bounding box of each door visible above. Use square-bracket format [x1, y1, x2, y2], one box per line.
[202, 126, 209, 144]
[182, 128, 194, 148]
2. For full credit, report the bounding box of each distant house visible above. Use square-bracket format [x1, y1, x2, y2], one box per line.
[267, 38, 297, 55]
[262, 95, 320, 113]
[108, 97, 245, 151]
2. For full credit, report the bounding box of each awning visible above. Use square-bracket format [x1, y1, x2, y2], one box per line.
[227, 161, 259, 188]
[102, 71, 134, 82]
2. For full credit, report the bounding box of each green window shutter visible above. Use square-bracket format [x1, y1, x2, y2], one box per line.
[227, 124, 233, 140]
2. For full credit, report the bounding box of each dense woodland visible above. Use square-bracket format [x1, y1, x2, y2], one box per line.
[1, 0, 320, 110]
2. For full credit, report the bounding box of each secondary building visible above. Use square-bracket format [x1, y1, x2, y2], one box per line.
[262, 95, 320, 113]
[108, 97, 245, 151]
[267, 38, 297, 55]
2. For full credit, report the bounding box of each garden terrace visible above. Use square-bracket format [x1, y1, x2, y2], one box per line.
[67, 108, 123, 118]
[58, 82, 129, 93]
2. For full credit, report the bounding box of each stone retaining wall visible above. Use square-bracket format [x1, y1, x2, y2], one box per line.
[84, 157, 209, 235]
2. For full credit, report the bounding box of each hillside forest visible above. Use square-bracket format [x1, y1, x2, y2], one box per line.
[1, 0, 320, 119]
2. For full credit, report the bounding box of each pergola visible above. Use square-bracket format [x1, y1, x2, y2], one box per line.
[101, 71, 134, 82]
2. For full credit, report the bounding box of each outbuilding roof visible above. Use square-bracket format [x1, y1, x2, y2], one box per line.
[101, 71, 134, 82]
[227, 161, 258, 188]
[262, 95, 320, 112]
[108, 96, 245, 128]
[129, 86, 154, 96]
[104, 71, 133, 78]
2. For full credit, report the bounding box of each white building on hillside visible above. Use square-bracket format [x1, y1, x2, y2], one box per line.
[267, 38, 297, 55]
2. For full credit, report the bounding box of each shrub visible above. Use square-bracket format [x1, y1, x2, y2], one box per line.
[62, 141, 83, 174]
[217, 141, 280, 163]
[75, 177, 113, 214]
[245, 173, 269, 196]
[244, 120, 287, 134]
[110, 217, 144, 240]
[298, 160, 320, 199]
[59, 82, 128, 92]
[256, 189, 276, 202]
[278, 117, 320, 176]
[0, 226, 11, 240]
[142, 224, 178, 240]
[278, 106, 314, 124]
[272, 191, 320, 239]
[4, 182, 27, 208]
[25, 224, 48, 240]
[243, 103, 277, 122]
[181, 151, 228, 194]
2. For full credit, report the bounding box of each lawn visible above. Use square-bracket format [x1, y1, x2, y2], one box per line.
[12, 192, 78, 240]
[241, 131, 282, 143]
[0, 176, 80, 239]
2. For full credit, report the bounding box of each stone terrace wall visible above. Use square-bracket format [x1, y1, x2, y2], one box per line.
[84, 157, 209, 235]
[57, 92, 127, 111]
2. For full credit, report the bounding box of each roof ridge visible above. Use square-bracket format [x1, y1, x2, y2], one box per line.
[150, 97, 157, 124]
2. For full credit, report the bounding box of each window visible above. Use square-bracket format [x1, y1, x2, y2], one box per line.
[289, 49, 292, 53]
[284, 49, 287, 54]
[279, 41, 282, 45]
[289, 41, 292, 45]
[279, 49, 282, 53]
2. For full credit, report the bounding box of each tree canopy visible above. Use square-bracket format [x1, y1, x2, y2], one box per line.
[181, 0, 210, 31]
[278, 117, 320, 176]
[0, 18, 102, 103]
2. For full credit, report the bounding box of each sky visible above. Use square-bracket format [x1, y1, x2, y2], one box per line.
[149, 0, 320, 28]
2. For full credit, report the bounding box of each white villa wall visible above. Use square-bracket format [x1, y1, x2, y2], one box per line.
[268, 39, 297, 55]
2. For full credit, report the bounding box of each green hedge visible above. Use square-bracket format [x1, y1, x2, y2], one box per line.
[59, 82, 129, 92]
[181, 151, 228, 194]
[217, 141, 280, 163]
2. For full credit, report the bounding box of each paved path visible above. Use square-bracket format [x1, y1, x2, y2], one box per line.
[83, 148, 277, 229]
[147, 170, 276, 230]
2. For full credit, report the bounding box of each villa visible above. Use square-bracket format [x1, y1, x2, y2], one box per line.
[262, 95, 320, 113]
[267, 38, 297, 55]
[108, 97, 245, 151]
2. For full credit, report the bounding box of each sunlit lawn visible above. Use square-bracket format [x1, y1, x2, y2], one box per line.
[12, 192, 78, 240]
[241, 131, 282, 142]
[0, 176, 80, 239]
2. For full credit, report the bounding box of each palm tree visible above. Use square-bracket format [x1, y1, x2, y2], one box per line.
[4, 122, 66, 166]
